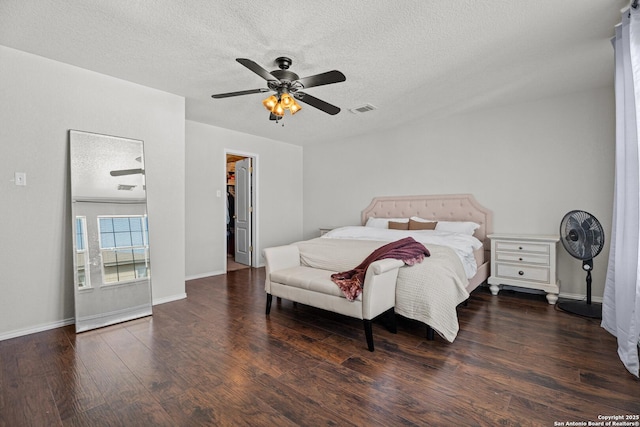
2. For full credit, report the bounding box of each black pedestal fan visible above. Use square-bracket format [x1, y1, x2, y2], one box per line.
[558, 210, 605, 319]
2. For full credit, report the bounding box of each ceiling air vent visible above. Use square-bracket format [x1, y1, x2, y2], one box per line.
[349, 104, 377, 114]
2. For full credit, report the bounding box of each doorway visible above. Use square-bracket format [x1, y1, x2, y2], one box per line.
[226, 152, 255, 272]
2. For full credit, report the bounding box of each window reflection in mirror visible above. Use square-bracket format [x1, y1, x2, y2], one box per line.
[98, 215, 150, 284]
[75, 216, 90, 289]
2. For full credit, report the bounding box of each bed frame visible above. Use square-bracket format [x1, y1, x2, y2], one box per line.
[360, 194, 493, 292]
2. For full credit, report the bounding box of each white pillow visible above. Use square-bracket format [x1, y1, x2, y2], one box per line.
[410, 216, 436, 224]
[365, 217, 409, 228]
[435, 221, 481, 236]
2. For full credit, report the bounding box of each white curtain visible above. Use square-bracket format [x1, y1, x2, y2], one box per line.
[602, 6, 640, 378]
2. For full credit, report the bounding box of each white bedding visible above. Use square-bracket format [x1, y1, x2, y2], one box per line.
[298, 225, 483, 342]
[322, 226, 483, 279]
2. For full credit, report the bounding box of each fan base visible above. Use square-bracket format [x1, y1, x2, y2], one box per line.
[558, 301, 602, 319]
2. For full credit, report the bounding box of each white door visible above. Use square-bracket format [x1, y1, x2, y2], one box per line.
[234, 158, 252, 266]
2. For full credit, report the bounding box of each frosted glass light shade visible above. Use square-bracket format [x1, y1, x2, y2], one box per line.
[280, 93, 294, 108]
[289, 100, 302, 115]
[262, 95, 278, 111]
[272, 102, 285, 116]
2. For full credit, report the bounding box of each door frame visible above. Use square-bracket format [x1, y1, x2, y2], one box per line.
[224, 149, 259, 269]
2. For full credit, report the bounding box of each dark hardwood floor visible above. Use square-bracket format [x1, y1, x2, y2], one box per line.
[1, 268, 639, 426]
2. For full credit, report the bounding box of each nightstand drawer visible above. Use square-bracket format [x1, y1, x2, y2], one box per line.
[495, 252, 549, 265]
[496, 264, 550, 283]
[495, 241, 549, 254]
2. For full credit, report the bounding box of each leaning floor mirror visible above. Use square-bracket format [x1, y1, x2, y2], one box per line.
[69, 130, 152, 332]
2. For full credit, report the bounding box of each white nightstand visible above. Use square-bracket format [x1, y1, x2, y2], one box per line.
[488, 234, 560, 304]
[319, 227, 338, 236]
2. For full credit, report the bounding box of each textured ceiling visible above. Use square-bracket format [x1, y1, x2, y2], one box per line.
[0, 0, 627, 146]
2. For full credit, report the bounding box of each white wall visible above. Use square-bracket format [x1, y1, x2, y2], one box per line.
[185, 120, 303, 278]
[0, 41, 614, 340]
[303, 87, 615, 299]
[0, 45, 186, 339]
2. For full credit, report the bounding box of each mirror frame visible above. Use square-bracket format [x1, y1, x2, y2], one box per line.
[69, 130, 152, 332]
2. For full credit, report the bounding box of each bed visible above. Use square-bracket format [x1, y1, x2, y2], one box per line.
[301, 194, 493, 342]
[359, 193, 492, 292]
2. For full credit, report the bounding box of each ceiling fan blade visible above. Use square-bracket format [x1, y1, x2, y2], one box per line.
[211, 88, 269, 99]
[236, 58, 280, 82]
[110, 168, 144, 176]
[294, 92, 341, 115]
[296, 70, 346, 89]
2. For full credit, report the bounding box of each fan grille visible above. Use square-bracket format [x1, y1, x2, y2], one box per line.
[559, 210, 604, 260]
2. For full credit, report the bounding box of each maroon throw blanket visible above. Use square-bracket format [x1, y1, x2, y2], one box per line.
[331, 237, 430, 301]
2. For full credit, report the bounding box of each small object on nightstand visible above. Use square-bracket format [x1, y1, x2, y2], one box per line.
[319, 227, 338, 236]
[487, 234, 560, 304]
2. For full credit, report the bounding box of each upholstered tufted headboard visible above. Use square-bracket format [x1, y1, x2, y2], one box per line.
[360, 194, 493, 252]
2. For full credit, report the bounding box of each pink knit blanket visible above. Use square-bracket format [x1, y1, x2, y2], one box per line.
[331, 237, 430, 301]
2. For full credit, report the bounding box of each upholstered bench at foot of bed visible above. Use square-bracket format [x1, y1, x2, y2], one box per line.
[264, 245, 403, 351]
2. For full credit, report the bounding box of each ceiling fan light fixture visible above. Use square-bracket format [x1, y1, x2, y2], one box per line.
[262, 95, 278, 111]
[272, 101, 285, 116]
[280, 93, 294, 108]
[289, 100, 302, 115]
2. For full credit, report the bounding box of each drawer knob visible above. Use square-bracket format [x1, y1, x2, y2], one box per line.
[519, 246, 523, 250]
[518, 270, 524, 276]
[519, 257, 523, 261]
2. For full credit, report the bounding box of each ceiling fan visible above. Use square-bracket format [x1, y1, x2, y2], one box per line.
[110, 156, 144, 176]
[110, 168, 144, 176]
[211, 57, 346, 120]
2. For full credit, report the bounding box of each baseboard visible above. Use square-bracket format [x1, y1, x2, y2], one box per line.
[558, 291, 603, 303]
[1, 293, 188, 342]
[153, 292, 187, 305]
[185, 265, 265, 281]
[0, 317, 75, 342]
[185, 270, 225, 281]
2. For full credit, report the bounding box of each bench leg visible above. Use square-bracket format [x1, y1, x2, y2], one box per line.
[363, 320, 374, 352]
[387, 308, 397, 334]
[266, 293, 272, 315]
